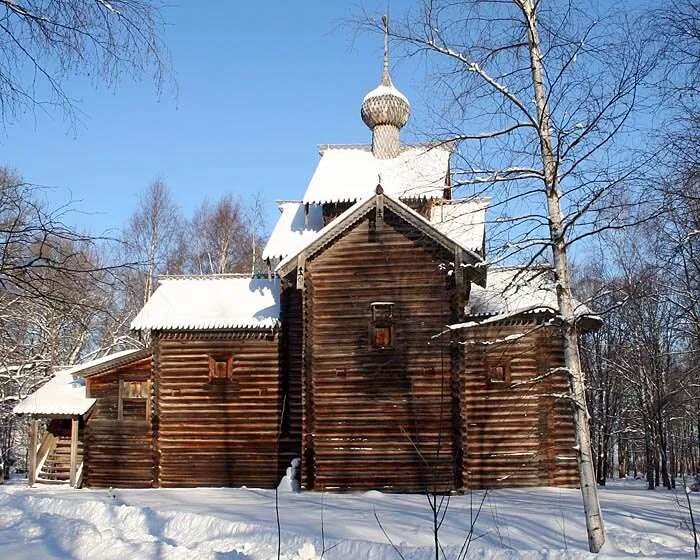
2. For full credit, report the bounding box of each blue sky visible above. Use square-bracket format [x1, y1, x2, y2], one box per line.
[3, 1, 424, 236]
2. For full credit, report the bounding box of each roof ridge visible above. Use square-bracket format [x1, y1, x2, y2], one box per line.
[490, 265, 553, 272]
[159, 273, 273, 281]
[318, 141, 452, 154]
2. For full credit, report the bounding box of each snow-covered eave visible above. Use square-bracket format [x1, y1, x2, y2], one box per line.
[303, 192, 444, 206]
[72, 348, 151, 378]
[276, 191, 485, 282]
[141, 321, 281, 333]
[457, 306, 603, 331]
[317, 141, 456, 155]
[14, 400, 97, 419]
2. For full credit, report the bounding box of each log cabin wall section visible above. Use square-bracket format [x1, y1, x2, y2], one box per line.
[279, 288, 303, 471]
[84, 356, 154, 488]
[461, 321, 579, 488]
[153, 330, 283, 488]
[300, 207, 466, 492]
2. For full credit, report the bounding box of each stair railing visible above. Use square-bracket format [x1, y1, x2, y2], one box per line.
[35, 433, 56, 477]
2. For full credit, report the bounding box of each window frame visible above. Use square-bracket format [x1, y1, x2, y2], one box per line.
[369, 302, 395, 350]
[117, 378, 150, 421]
[208, 355, 234, 384]
[486, 358, 512, 386]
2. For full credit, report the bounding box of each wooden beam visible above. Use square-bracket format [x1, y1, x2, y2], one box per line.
[27, 420, 38, 486]
[69, 417, 79, 487]
[296, 254, 306, 292]
[454, 247, 464, 293]
[117, 379, 123, 421]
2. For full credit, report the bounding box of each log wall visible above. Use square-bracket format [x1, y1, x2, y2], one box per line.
[279, 288, 303, 471]
[84, 358, 154, 488]
[154, 331, 283, 488]
[461, 321, 578, 488]
[302, 208, 461, 492]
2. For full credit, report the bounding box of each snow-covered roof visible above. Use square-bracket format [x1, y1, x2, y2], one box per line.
[302, 144, 450, 204]
[61, 349, 148, 377]
[13, 371, 95, 417]
[131, 276, 280, 331]
[363, 83, 410, 106]
[429, 199, 488, 254]
[277, 191, 485, 282]
[262, 201, 324, 262]
[467, 267, 596, 319]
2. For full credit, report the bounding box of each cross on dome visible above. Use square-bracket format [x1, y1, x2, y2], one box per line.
[360, 15, 411, 159]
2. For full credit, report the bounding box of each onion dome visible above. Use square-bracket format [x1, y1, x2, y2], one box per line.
[361, 16, 410, 159]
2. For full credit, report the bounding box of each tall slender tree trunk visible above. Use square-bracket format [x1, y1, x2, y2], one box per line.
[519, 0, 605, 551]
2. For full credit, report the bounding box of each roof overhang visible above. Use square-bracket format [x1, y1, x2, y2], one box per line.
[75, 349, 151, 378]
[277, 190, 486, 286]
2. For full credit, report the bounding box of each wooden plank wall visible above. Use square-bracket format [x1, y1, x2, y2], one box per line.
[279, 288, 303, 471]
[461, 322, 579, 488]
[155, 331, 283, 488]
[85, 358, 154, 488]
[303, 209, 460, 492]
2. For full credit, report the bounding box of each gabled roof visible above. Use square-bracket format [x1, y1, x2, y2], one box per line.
[13, 349, 149, 416]
[131, 275, 280, 331]
[67, 348, 151, 378]
[302, 144, 451, 205]
[429, 198, 489, 255]
[466, 266, 598, 321]
[277, 191, 485, 285]
[262, 201, 324, 262]
[13, 371, 95, 417]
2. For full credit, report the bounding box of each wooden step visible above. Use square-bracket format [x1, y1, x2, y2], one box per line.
[36, 477, 69, 484]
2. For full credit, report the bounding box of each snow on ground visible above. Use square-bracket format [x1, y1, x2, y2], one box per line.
[0, 479, 693, 559]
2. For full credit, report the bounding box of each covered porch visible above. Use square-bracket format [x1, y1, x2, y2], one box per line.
[14, 370, 96, 488]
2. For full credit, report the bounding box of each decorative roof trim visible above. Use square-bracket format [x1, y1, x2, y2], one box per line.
[74, 349, 151, 378]
[276, 191, 485, 284]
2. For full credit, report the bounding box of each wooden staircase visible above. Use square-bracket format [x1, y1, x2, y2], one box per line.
[36, 435, 83, 485]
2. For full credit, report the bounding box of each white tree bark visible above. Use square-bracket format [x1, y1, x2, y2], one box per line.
[518, 0, 605, 552]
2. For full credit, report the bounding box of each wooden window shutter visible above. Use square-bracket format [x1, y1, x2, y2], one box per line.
[369, 302, 395, 350]
[208, 355, 233, 383]
[486, 358, 512, 386]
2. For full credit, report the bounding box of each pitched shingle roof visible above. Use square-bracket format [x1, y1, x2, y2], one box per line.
[302, 144, 451, 205]
[429, 199, 489, 255]
[131, 276, 280, 331]
[13, 349, 148, 416]
[262, 201, 324, 262]
[276, 191, 485, 286]
[467, 267, 596, 319]
[13, 371, 95, 416]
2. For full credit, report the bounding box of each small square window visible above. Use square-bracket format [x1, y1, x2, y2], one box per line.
[118, 379, 150, 421]
[370, 302, 394, 350]
[124, 381, 148, 399]
[208, 355, 233, 383]
[373, 325, 393, 348]
[487, 360, 511, 385]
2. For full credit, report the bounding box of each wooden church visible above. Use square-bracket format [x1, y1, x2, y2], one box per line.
[14, 30, 598, 492]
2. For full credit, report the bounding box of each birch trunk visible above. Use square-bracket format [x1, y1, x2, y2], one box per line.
[519, 0, 605, 552]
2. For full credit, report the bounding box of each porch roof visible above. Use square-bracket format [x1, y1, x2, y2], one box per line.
[13, 348, 148, 417]
[13, 371, 95, 417]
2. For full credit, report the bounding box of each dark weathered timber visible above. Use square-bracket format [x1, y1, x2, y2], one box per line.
[302, 208, 462, 492]
[84, 356, 154, 488]
[460, 322, 578, 489]
[154, 330, 283, 488]
[280, 287, 303, 473]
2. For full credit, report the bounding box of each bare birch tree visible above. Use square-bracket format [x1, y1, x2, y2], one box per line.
[189, 194, 249, 275]
[123, 178, 183, 306]
[0, 167, 133, 477]
[0, 0, 168, 125]
[363, 1, 660, 551]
